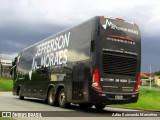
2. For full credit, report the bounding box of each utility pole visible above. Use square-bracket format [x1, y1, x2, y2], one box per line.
[150, 65, 152, 90]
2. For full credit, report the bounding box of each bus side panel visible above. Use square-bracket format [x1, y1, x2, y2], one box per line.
[14, 17, 100, 104]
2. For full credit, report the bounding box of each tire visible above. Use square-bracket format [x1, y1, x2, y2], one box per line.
[58, 88, 70, 108]
[48, 88, 56, 106]
[18, 89, 24, 100]
[95, 104, 106, 110]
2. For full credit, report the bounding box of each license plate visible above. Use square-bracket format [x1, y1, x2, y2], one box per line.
[115, 95, 123, 100]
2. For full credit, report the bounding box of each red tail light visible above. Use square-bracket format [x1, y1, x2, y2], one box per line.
[134, 73, 141, 92]
[92, 68, 102, 91]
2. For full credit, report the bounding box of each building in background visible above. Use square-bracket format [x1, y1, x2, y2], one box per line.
[140, 72, 155, 86]
[140, 72, 160, 86]
[0, 59, 12, 78]
[154, 75, 160, 86]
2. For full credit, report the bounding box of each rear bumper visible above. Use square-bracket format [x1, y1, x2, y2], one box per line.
[90, 89, 139, 105]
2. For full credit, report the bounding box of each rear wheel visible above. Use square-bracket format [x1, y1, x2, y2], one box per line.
[58, 88, 70, 108]
[95, 104, 106, 110]
[48, 88, 56, 106]
[18, 89, 24, 100]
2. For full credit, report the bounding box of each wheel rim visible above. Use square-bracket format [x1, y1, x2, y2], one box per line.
[49, 91, 55, 104]
[59, 92, 65, 105]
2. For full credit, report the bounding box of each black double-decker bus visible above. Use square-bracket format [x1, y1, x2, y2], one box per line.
[11, 16, 141, 110]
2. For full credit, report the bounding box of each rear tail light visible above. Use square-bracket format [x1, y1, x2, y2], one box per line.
[134, 73, 141, 92]
[92, 68, 102, 91]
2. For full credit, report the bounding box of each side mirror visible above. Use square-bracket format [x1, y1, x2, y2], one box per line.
[10, 65, 16, 76]
[12, 56, 18, 66]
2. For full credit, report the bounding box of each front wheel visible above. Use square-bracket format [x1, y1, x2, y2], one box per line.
[95, 104, 106, 110]
[58, 88, 70, 108]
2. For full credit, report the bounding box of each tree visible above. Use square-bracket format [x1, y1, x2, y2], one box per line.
[154, 70, 160, 75]
[140, 76, 148, 79]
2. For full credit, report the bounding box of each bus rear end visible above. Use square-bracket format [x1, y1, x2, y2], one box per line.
[91, 17, 141, 105]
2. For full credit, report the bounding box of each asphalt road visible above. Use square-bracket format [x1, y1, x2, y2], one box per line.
[0, 92, 159, 120]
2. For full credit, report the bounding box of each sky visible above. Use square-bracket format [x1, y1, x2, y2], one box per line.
[0, 0, 160, 72]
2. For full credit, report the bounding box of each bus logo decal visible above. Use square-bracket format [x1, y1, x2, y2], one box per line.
[102, 19, 139, 35]
[102, 19, 112, 29]
[29, 32, 71, 80]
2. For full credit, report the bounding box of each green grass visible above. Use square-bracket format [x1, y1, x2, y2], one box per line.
[0, 118, 15, 120]
[0, 77, 13, 91]
[0, 117, 15, 120]
[110, 88, 160, 111]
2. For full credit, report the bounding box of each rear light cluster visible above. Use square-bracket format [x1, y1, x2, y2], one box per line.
[134, 73, 141, 92]
[92, 68, 102, 91]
